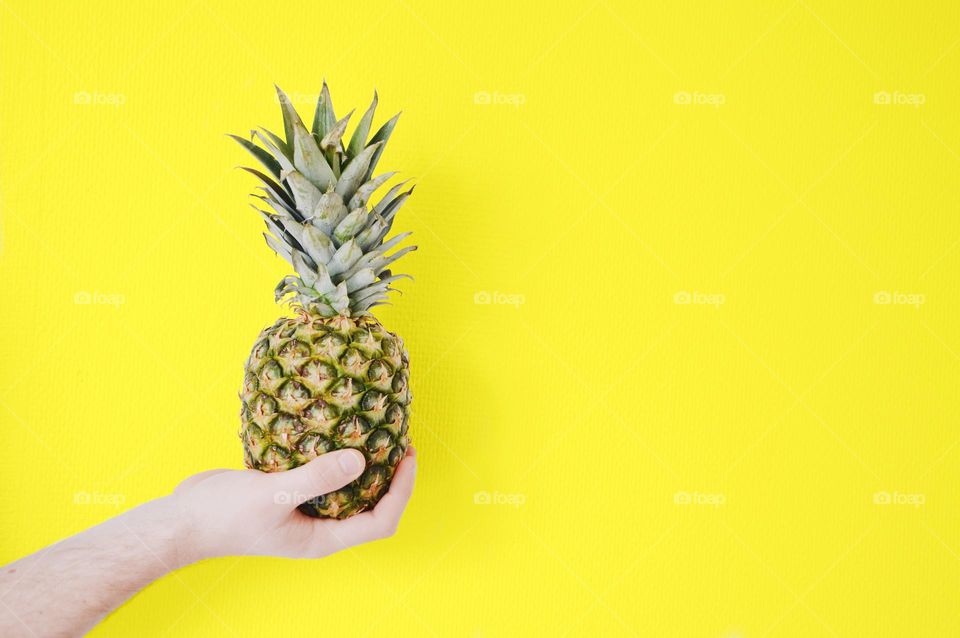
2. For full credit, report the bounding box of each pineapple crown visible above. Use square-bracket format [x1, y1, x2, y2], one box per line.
[231, 83, 415, 317]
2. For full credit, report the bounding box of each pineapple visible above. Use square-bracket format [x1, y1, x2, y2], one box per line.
[232, 84, 415, 519]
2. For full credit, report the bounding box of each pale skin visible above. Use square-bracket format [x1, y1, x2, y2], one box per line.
[0, 447, 416, 637]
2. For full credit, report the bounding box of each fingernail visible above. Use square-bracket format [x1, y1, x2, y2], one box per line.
[338, 450, 363, 474]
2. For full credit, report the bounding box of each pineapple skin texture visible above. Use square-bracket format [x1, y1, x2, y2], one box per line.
[240, 312, 411, 519]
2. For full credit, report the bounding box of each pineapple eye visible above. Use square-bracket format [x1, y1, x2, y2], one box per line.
[317, 333, 347, 358]
[304, 400, 338, 424]
[251, 339, 270, 359]
[272, 413, 303, 435]
[300, 486, 357, 518]
[243, 372, 259, 393]
[320, 333, 345, 347]
[296, 434, 333, 456]
[328, 377, 364, 402]
[300, 359, 336, 382]
[254, 394, 278, 416]
[380, 338, 397, 356]
[361, 390, 387, 412]
[359, 465, 389, 492]
[391, 370, 408, 394]
[279, 323, 298, 338]
[385, 403, 404, 426]
[242, 423, 264, 444]
[278, 339, 311, 359]
[365, 429, 394, 462]
[340, 347, 369, 371]
[367, 359, 393, 382]
[259, 360, 283, 385]
[350, 329, 379, 348]
[279, 380, 309, 399]
[261, 444, 292, 471]
[337, 415, 372, 446]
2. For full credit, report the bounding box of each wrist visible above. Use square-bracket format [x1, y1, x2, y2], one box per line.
[124, 495, 199, 571]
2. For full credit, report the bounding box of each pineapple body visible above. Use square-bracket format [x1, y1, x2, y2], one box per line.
[241, 312, 411, 518]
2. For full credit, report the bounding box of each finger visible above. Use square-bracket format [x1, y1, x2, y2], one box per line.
[370, 449, 417, 524]
[322, 451, 417, 546]
[262, 449, 365, 508]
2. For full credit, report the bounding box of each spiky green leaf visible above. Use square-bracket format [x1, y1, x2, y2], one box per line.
[253, 130, 296, 174]
[299, 224, 334, 265]
[281, 169, 323, 212]
[320, 110, 354, 152]
[348, 172, 396, 210]
[364, 112, 399, 181]
[336, 142, 382, 201]
[327, 239, 362, 277]
[275, 85, 303, 150]
[311, 81, 336, 139]
[228, 135, 281, 177]
[240, 167, 295, 209]
[347, 92, 377, 160]
[292, 120, 335, 190]
[333, 208, 369, 244]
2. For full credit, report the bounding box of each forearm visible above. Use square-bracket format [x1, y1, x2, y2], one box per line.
[0, 448, 415, 636]
[0, 496, 188, 637]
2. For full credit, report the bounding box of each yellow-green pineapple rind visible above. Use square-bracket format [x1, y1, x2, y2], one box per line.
[240, 312, 411, 519]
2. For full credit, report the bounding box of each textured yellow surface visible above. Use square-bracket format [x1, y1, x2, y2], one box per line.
[1, 1, 959, 636]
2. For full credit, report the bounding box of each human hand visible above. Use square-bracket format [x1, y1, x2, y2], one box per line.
[170, 446, 416, 563]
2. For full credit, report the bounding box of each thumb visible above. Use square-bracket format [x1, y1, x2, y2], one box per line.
[263, 449, 365, 508]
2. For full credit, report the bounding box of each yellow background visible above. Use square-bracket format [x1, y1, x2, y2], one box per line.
[2, 0, 959, 635]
